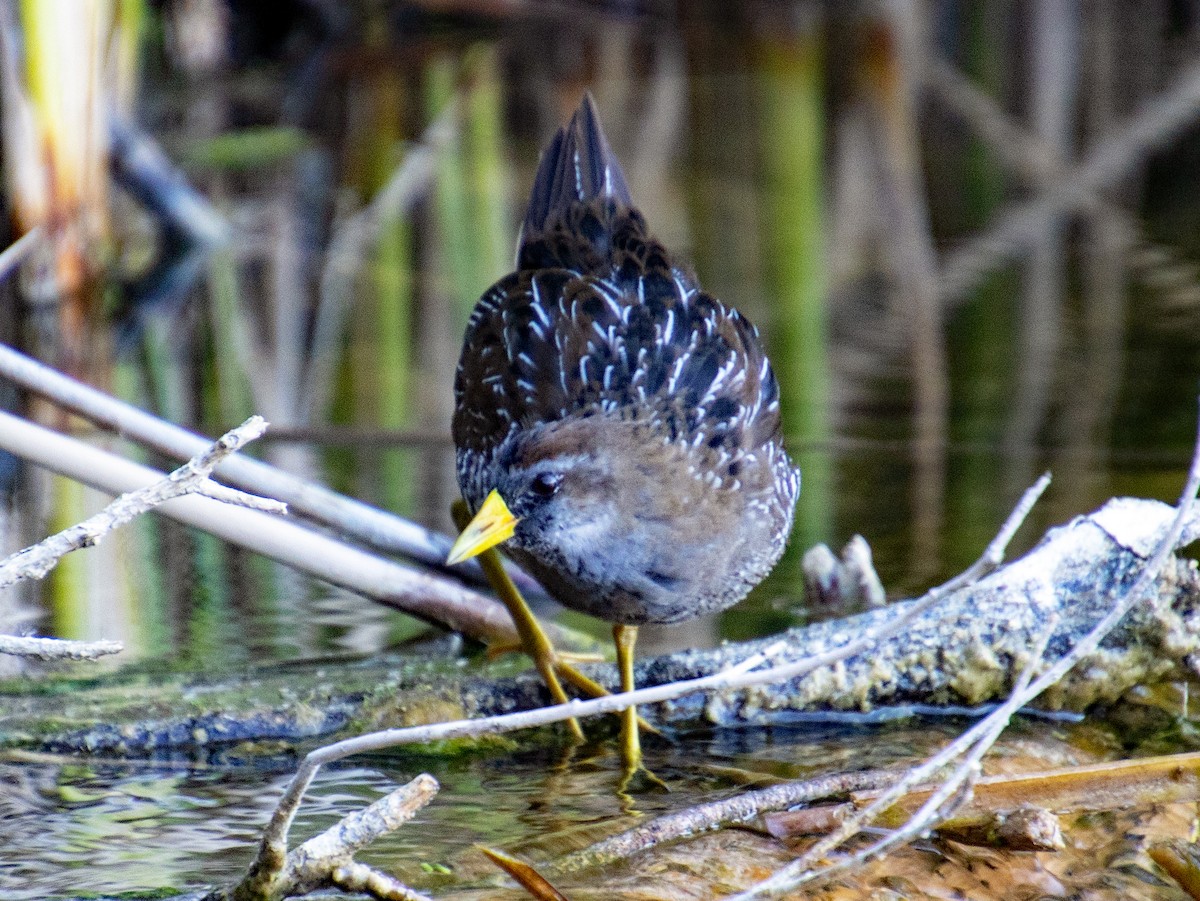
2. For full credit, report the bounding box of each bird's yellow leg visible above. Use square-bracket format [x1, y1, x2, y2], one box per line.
[452, 500, 584, 741]
[452, 500, 660, 738]
[484, 642, 604, 665]
[613, 623, 641, 771]
[559, 659, 662, 738]
[612, 624, 667, 793]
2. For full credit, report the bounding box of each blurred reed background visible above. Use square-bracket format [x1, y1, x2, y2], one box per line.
[3, 0, 1200, 669]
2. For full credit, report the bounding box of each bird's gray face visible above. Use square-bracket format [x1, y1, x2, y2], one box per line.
[447, 415, 729, 620]
[453, 422, 624, 563]
[446, 418, 619, 569]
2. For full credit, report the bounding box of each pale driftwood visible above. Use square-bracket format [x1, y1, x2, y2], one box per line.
[622, 495, 1200, 729]
[22, 490, 1200, 760]
[212, 774, 438, 901]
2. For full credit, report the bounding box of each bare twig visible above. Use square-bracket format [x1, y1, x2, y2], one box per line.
[0, 415, 274, 592]
[949, 471, 1052, 586]
[856, 749, 1200, 832]
[195, 481, 290, 512]
[553, 770, 893, 875]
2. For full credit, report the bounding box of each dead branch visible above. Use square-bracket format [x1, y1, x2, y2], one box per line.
[25, 489, 1200, 760]
[552, 770, 893, 875]
[0, 414, 277, 592]
[214, 773, 438, 901]
[0, 415, 276, 661]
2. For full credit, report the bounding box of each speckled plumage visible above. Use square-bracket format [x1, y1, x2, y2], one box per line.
[452, 95, 799, 625]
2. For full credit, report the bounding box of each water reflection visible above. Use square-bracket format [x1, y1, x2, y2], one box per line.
[0, 721, 962, 899]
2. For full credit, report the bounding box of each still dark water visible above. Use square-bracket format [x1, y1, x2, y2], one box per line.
[5, 2, 1200, 898]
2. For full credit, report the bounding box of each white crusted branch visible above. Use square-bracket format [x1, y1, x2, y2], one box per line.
[0, 634, 123, 660]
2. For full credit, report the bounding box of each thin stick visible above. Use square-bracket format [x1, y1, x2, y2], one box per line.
[553, 769, 893, 874]
[0, 634, 122, 660]
[932, 471, 1051, 593]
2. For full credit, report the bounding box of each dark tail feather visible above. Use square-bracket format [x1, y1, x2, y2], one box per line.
[518, 93, 633, 265]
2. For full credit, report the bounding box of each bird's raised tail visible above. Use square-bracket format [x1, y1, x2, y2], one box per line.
[517, 93, 635, 272]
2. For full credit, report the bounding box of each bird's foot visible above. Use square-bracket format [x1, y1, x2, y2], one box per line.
[618, 761, 671, 796]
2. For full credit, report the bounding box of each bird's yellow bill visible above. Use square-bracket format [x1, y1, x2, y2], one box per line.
[446, 489, 518, 565]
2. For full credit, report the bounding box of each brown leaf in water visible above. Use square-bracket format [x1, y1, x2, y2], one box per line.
[480, 845, 573, 901]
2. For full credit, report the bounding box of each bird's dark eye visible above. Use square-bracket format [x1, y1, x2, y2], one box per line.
[529, 472, 562, 499]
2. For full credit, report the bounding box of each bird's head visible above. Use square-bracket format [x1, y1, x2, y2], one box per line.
[447, 417, 636, 570]
[448, 414, 736, 617]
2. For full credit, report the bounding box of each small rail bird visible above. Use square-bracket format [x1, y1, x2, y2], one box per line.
[447, 94, 800, 769]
